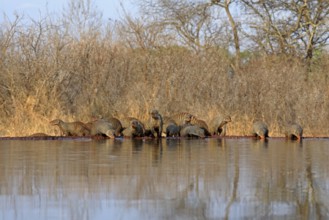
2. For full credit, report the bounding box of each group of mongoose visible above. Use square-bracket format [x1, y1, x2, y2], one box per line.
[36, 110, 302, 140]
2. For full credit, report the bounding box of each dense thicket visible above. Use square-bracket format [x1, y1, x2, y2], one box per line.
[0, 0, 328, 136]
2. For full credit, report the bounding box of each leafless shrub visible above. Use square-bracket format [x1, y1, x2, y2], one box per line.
[0, 1, 328, 137]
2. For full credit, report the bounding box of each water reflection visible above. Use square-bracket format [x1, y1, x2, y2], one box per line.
[0, 138, 328, 219]
[131, 138, 144, 152]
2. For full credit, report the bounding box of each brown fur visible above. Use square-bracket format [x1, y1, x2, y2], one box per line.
[121, 117, 146, 132]
[123, 119, 145, 138]
[107, 117, 124, 136]
[284, 123, 303, 140]
[90, 117, 123, 138]
[168, 112, 211, 136]
[209, 115, 231, 136]
[192, 118, 211, 136]
[150, 109, 163, 138]
[164, 119, 180, 137]
[169, 112, 197, 126]
[252, 121, 269, 139]
[50, 119, 90, 136]
[180, 124, 206, 138]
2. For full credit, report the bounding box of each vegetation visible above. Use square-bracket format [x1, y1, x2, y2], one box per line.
[0, 0, 328, 137]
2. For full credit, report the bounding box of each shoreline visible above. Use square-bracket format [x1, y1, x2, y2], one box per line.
[0, 135, 327, 141]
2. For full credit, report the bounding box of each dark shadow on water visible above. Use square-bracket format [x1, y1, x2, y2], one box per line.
[166, 138, 181, 149]
[131, 139, 144, 153]
[252, 138, 269, 148]
[147, 139, 163, 165]
[285, 138, 303, 148]
[216, 138, 227, 148]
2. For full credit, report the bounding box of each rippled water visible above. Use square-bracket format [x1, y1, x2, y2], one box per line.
[0, 137, 329, 220]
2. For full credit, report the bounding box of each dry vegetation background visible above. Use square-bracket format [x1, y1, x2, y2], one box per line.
[0, 0, 329, 137]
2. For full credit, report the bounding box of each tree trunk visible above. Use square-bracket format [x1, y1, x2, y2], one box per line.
[224, 4, 240, 69]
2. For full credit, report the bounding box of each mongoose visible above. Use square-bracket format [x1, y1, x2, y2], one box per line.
[50, 119, 90, 136]
[90, 118, 123, 138]
[209, 115, 232, 136]
[252, 121, 269, 139]
[150, 109, 163, 138]
[180, 124, 206, 138]
[284, 123, 303, 140]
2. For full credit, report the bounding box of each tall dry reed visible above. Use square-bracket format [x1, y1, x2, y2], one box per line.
[0, 15, 328, 137]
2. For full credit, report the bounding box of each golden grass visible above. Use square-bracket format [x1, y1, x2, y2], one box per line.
[0, 17, 329, 137]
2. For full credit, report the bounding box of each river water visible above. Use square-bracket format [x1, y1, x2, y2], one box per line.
[0, 137, 328, 220]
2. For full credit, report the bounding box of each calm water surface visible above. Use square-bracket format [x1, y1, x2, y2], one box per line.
[0, 138, 329, 220]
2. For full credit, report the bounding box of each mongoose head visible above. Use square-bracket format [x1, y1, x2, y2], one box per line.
[183, 114, 193, 124]
[131, 120, 139, 129]
[150, 109, 160, 119]
[50, 119, 62, 126]
[223, 115, 232, 123]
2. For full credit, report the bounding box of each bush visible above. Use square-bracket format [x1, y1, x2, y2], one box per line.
[0, 14, 328, 137]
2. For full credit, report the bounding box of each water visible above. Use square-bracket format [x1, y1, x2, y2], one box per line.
[0, 137, 328, 220]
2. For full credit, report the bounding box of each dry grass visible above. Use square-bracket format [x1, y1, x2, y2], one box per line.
[0, 16, 328, 137]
